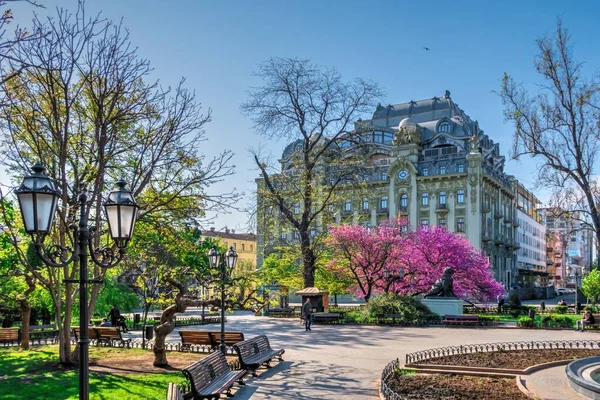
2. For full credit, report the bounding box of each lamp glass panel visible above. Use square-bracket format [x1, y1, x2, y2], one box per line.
[117, 204, 136, 238]
[105, 204, 120, 239]
[17, 192, 35, 232]
[35, 193, 57, 232]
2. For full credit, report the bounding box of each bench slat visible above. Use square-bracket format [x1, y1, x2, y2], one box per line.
[183, 351, 244, 399]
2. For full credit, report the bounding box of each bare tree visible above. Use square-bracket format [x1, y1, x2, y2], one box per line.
[499, 19, 600, 268]
[0, 3, 235, 366]
[242, 58, 382, 287]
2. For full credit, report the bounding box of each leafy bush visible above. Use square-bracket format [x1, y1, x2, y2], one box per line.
[477, 315, 500, 326]
[541, 315, 574, 328]
[363, 293, 438, 325]
[584, 305, 599, 313]
[554, 305, 569, 314]
[508, 291, 521, 308]
[509, 309, 521, 318]
[343, 310, 369, 324]
[517, 316, 535, 328]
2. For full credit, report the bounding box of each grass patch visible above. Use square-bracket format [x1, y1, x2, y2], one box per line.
[0, 346, 185, 400]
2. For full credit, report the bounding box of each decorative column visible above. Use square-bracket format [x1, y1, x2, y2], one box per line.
[466, 138, 483, 250]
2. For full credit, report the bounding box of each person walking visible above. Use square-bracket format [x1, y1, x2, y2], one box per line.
[109, 305, 121, 328]
[302, 298, 313, 331]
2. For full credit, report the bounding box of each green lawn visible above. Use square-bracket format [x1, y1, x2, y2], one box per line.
[0, 346, 184, 400]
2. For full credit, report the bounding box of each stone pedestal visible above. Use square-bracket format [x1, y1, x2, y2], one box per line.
[422, 297, 463, 316]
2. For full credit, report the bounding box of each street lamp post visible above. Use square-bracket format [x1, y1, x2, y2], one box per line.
[16, 164, 138, 400]
[575, 270, 580, 313]
[208, 245, 238, 355]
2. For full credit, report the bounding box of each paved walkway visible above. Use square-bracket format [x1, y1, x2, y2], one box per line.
[521, 365, 587, 400]
[129, 312, 593, 399]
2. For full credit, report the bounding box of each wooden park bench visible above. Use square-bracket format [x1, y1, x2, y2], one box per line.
[182, 351, 246, 400]
[376, 314, 403, 325]
[72, 327, 101, 343]
[233, 334, 284, 377]
[179, 330, 245, 351]
[94, 327, 131, 347]
[29, 324, 59, 340]
[311, 313, 341, 324]
[442, 315, 479, 326]
[582, 314, 600, 331]
[166, 382, 184, 400]
[0, 327, 19, 344]
[73, 326, 130, 347]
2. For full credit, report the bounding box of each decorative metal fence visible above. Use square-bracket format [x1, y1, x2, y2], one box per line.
[405, 340, 600, 365]
[379, 358, 407, 400]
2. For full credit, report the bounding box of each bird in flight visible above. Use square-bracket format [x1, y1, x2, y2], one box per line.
[423, 47, 431, 51]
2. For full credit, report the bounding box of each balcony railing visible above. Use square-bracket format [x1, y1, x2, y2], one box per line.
[494, 211, 504, 219]
[435, 203, 449, 213]
[399, 205, 408, 213]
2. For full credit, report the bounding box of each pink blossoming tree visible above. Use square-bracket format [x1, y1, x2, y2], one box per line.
[327, 223, 503, 302]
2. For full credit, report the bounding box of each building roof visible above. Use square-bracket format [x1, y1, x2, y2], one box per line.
[202, 228, 257, 242]
[295, 287, 328, 295]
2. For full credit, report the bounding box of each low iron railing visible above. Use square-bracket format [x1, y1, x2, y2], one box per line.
[380, 358, 407, 400]
[405, 340, 600, 365]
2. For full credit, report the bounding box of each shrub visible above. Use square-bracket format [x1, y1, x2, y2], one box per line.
[477, 315, 500, 326]
[364, 293, 438, 325]
[509, 309, 522, 318]
[584, 305, 599, 313]
[541, 315, 574, 328]
[517, 316, 535, 328]
[344, 311, 369, 324]
[508, 291, 521, 308]
[554, 305, 569, 314]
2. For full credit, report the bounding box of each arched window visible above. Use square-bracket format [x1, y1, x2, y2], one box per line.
[437, 121, 451, 133]
[400, 194, 408, 207]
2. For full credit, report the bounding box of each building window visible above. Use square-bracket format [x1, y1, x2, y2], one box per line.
[401, 225, 408, 233]
[362, 197, 369, 211]
[345, 199, 352, 212]
[400, 194, 408, 208]
[421, 192, 429, 206]
[293, 231, 299, 239]
[422, 168, 429, 176]
[457, 217, 465, 232]
[440, 166, 446, 174]
[457, 189, 465, 204]
[280, 232, 287, 240]
[439, 218, 447, 228]
[421, 219, 429, 228]
[328, 204, 334, 212]
[241, 243, 245, 251]
[294, 203, 300, 215]
[233, 243, 237, 250]
[380, 196, 388, 210]
[458, 164, 465, 173]
[439, 191, 446, 205]
[438, 121, 451, 133]
[250, 245, 254, 251]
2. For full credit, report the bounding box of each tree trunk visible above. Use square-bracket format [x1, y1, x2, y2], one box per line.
[19, 299, 31, 350]
[300, 233, 316, 287]
[153, 303, 179, 367]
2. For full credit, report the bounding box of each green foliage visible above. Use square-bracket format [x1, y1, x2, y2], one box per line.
[554, 305, 569, 314]
[541, 314, 574, 328]
[0, 345, 181, 399]
[508, 291, 521, 308]
[509, 309, 521, 318]
[94, 274, 140, 317]
[343, 310, 370, 324]
[581, 270, 600, 302]
[584, 305, 599, 313]
[362, 293, 438, 325]
[477, 315, 500, 326]
[260, 249, 304, 289]
[517, 316, 535, 328]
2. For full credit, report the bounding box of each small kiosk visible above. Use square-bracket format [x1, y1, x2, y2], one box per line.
[295, 287, 330, 313]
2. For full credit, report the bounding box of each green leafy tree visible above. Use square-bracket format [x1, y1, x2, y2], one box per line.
[581, 270, 600, 303]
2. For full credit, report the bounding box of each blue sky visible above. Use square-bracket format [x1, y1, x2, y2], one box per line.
[8, 0, 600, 231]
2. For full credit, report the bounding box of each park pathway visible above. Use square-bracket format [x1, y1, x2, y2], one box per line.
[130, 312, 590, 399]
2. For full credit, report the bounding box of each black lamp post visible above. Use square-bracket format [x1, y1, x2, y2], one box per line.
[16, 164, 138, 400]
[208, 245, 238, 355]
[575, 270, 580, 313]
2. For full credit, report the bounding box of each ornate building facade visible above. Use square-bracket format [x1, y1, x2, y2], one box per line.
[256, 91, 545, 290]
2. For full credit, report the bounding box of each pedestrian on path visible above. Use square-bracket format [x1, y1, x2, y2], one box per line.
[302, 298, 313, 331]
[109, 304, 121, 327]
